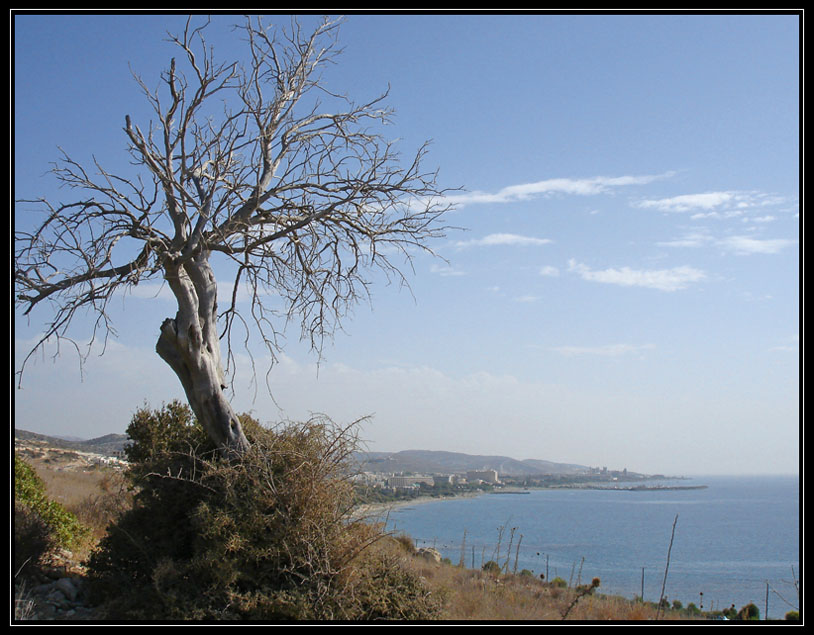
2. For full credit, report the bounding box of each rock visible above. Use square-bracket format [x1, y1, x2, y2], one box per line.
[17, 575, 97, 621]
[415, 547, 442, 564]
[55, 577, 81, 602]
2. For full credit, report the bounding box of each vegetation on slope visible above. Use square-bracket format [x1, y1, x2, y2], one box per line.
[15, 402, 799, 622]
[83, 402, 440, 620]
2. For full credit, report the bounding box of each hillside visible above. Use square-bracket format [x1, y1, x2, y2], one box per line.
[16, 428, 593, 477]
[14, 429, 129, 455]
[354, 449, 589, 476]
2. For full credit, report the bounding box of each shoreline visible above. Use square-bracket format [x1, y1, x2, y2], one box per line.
[351, 490, 486, 521]
[350, 480, 708, 520]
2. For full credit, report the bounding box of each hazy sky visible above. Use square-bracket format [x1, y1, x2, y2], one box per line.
[13, 12, 800, 476]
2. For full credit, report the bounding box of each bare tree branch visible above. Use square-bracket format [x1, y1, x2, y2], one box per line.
[15, 15, 456, 453]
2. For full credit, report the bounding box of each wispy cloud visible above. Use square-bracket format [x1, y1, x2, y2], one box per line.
[717, 236, 796, 255]
[539, 265, 560, 277]
[658, 232, 796, 255]
[429, 263, 466, 277]
[445, 172, 674, 208]
[656, 232, 712, 249]
[568, 259, 706, 291]
[454, 233, 553, 249]
[637, 190, 787, 215]
[551, 343, 655, 357]
[638, 191, 739, 212]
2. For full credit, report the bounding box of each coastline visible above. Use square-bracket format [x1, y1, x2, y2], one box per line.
[351, 490, 486, 522]
[349, 480, 699, 521]
[351, 476, 799, 619]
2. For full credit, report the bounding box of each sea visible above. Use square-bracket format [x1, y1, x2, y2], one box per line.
[380, 475, 800, 619]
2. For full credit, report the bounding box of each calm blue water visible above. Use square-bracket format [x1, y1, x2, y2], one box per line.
[382, 475, 800, 618]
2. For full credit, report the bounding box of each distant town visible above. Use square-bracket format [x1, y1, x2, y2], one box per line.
[15, 428, 685, 505]
[349, 460, 686, 506]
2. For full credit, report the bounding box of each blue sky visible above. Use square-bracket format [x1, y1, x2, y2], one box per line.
[14, 12, 800, 475]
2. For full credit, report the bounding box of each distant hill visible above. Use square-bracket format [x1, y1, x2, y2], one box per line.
[15, 429, 129, 455]
[15, 429, 590, 476]
[353, 449, 589, 477]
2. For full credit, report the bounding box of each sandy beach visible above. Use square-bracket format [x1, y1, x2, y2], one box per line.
[351, 490, 487, 522]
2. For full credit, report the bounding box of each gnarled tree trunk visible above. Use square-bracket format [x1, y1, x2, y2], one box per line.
[155, 250, 250, 455]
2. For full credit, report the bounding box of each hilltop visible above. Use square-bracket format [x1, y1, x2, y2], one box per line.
[15, 428, 642, 478]
[15, 428, 129, 456]
[354, 449, 590, 476]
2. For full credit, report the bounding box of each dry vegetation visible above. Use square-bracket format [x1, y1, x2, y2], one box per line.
[16, 435, 703, 622]
[15, 441, 132, 556]
[379, 535, 695, 622]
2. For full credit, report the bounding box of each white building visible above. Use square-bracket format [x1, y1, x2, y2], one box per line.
[387, 475, 435, 489]
[466, 469, 500, 484]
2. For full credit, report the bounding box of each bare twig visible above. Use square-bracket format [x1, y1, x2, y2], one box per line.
[656, 514, 679, 620]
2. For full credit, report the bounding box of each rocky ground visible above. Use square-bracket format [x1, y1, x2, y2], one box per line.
[14, 548, 101, 621]
[14, 436, 125, 621]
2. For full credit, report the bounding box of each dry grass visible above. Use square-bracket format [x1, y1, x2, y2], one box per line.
[394, 543, 697, 621]
[26, 460, 132, 555]
[20, 456, 700, 622]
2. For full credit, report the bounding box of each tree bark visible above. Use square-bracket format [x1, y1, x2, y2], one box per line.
[155, 251, 250, 455]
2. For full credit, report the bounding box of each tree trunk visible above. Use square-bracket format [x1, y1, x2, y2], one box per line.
[156, 251, 250, 455]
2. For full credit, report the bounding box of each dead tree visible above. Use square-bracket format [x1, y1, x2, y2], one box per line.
[15, 16, 453, 455]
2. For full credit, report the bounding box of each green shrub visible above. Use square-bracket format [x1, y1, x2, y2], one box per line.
[482, 560, 501, 576]
[549, 576, 568, 588]
[736, 602, 760, 620]
[14, 454, 88, 553]
[123, 400, 212, 470]
[85, 405, 440, 621]
[785, 610, 800, 621]
[349, 552, 443, 620]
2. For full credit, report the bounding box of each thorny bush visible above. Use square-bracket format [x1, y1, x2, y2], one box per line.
[85, 403, 440, 621]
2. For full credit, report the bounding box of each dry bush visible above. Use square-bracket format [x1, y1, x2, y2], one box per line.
[84, 406, 441, 621]
[68, 471, 133, 540]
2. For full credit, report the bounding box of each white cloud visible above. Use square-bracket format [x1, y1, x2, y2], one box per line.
[445, 172, 674, 207]
[659, 232, 795, 255]
[717, 236, 796, 255]
[539, 265, 560, 277]
[656, 231, 712, 248]
[638, 190, 787, 214]
[639, 191, 739, 212]
[429, 263, 466, 277]
[454, 233, 553, 249]
[689, 210, 744, 220]
[568, 259, 706, 291]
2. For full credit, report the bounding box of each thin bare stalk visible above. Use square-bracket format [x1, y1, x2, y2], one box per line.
[656, 514, 679, 620]
[513, 534, 523, 575]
